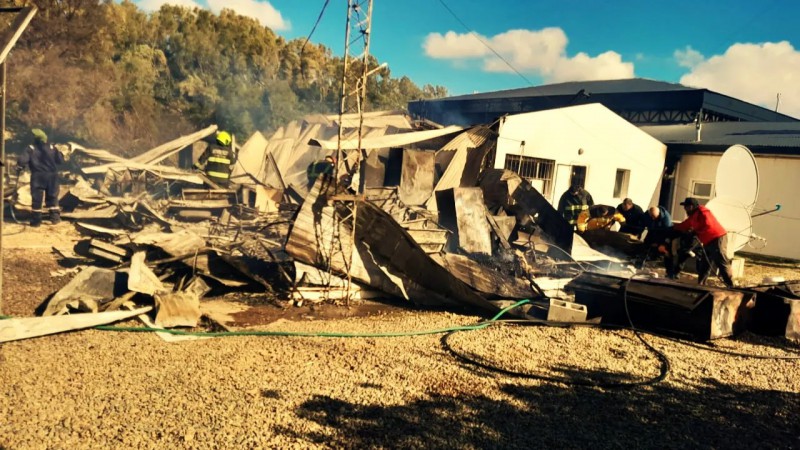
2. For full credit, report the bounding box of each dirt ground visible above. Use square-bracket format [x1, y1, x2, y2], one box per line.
[1, 222, 799, 449]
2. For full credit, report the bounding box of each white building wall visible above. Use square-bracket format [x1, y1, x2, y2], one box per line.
[674, 153, 800, 260]
[669, 154, 717, 217]
[495, 103, 667, 209]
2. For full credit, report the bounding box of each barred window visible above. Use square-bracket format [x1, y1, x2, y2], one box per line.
[504, 154, 556, 198]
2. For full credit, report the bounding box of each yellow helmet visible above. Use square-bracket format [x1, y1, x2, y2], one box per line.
[216, 131, 232, 146]
[32, 128, 48, 143]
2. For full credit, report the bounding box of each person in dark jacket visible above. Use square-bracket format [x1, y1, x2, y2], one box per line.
[195, 130, 236, 187]
[616, 198, 646, 235]
[557, 182, 593, 229]
[642, 205, 674, 244]
[639, 205, 679, 273]
[306, 155, 335, 188]
[17, 128, 64, 227]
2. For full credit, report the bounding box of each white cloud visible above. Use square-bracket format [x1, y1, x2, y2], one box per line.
[674, 46, 704, 68]
[136, 0, 289, 31]
[423, 27, 633, 83]
[207, 0, 290, 31]
[679, 41, 800, 118]
[423, 31, 489, 59]
[137, 0, 202, 11]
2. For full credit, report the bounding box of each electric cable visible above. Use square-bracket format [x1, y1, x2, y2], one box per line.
[440, 273, 670, 389]
[300, 0, 331, 57]
[440, 320, 669, 389]
[627, 250, 800, 360]
[433, 0, 672, 176]
[434, 0, 534, 87]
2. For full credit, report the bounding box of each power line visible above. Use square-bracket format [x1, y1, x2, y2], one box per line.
[435, 0, 534, 87]
[433, 0, 669, 174]
[300, 0, 331, 56]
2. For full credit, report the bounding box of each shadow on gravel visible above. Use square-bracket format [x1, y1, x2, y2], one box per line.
[277, 372, 800, 449]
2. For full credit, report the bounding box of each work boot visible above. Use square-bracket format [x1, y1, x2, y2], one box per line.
[30, 210, 42, 228]
[49, 208, 61, 225]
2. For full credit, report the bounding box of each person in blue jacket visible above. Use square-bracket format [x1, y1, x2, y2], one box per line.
[17, 128, 64, 227]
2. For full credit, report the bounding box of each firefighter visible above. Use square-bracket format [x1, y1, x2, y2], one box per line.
[17, 128, 64, 227]
[306, 154, 336, 188]
[195, 130, 236, 187]
[557, 182, 594, 229]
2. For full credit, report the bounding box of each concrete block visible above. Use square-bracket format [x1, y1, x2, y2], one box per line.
[547, 299, 588, 323]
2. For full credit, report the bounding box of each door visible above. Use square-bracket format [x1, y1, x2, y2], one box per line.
[553, 164, 572, 204]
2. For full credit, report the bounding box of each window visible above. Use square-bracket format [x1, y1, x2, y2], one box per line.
[504, 155, 556, 197]
[690, 180, 713, 205]
[613, 169, 630, 198]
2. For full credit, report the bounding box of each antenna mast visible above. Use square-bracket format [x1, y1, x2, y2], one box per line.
[335, 0, 373, 185]
[327, 0, 373, 304]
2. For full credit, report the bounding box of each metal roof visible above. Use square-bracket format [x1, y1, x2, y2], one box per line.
[408, 78, 798, 126]
[640, 122, 800, 155]
[443, 78, 693, 101]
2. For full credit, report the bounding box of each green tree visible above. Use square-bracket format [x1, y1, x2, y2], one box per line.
[2, 1, 449, 154]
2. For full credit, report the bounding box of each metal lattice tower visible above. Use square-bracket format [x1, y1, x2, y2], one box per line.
[323, 0, 374, 303]
[335, 0, 373, 179]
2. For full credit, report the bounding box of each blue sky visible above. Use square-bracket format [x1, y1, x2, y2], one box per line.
[135, 0, 800, 117]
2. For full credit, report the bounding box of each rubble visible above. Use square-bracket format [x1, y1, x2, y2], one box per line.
[3, 111, 798, 344]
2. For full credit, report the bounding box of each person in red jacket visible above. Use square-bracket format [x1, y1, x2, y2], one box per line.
[672, 197, 734, 287]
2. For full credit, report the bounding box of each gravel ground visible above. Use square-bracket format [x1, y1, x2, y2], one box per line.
[1, 224, 799, 449]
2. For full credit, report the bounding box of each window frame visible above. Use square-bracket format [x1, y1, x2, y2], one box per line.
[503, 154, 557, 198]
[613, 168, 631, 199]
[690, 179, 714, 205]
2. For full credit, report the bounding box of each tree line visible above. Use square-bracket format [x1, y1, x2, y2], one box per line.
[1, 0, 447, 155]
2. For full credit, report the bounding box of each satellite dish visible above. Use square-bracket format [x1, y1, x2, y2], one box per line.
[706, 195, 753, 257]
[715, 144, 759, 212]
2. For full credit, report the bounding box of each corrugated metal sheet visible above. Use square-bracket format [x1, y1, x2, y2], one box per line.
[308, 125, 464, 150]
[641, 122, 800, 150]
[440, 125, 493, 151]
[325, 110, 411, 128]
[230, 131, 268, 182]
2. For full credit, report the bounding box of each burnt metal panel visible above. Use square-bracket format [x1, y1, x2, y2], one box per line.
[566, 272, 754, 340]
[436, 188, 493, 255]
[454, 188, 493, 255]
[363, 148, 388, 188]
[398, 149, 435, 206]
[479, 169, 573, 258]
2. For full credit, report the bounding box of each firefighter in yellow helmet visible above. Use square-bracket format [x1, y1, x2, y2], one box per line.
[195, 130, 237, 187]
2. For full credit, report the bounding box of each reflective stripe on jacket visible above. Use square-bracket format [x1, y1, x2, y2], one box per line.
[557, 189, 594, 225]
[307, 160, 334, 181]
[18, 142, 64, 173]
[199, 144, 235, 180]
